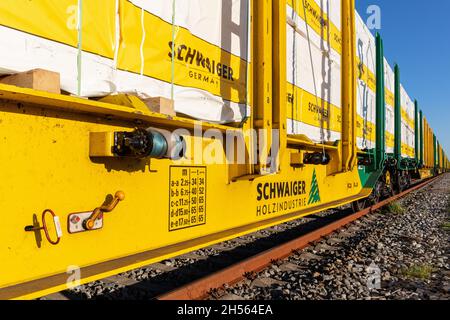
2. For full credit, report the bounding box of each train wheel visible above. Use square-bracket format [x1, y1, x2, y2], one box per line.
[351, 198, 369, 212]
[406, 173, 412, 188]
[395, 172, 405, 194]
[384, 171, 396, 197]
[397, 172, 410, 192]
[351, 181, 381, 213]
[372, 181, 382, 203]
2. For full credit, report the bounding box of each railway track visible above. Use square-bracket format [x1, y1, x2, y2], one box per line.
[42, 175, 447, 301]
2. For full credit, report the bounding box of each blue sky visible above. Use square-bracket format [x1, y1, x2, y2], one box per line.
[356, 0, 450, 156]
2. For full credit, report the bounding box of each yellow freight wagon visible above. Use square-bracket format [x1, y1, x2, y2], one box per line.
[0, 0, 445, 300]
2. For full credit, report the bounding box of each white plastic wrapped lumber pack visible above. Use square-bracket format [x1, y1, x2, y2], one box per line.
[355, 12, 376, 151]
[118, 0, 250, 123]
[384, 59, 395, 154]
[0, 0, 251, 124]
[416, 106, 420, 158]
[0, 0, 116, 97]
[286, 0, 342, 143]
[400, 85, 415, 159]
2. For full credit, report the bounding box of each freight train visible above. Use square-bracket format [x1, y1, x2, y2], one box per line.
[0, 0, 448, 299]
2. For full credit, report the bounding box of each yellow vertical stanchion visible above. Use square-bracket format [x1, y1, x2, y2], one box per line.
[253, 0, 273, 174]
[273, 0, 287, 172]
[341, 0, 357, 171]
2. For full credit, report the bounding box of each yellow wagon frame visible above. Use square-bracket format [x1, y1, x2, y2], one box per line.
[0, 0, 377, 299]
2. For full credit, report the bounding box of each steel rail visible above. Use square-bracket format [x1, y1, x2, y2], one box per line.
[157, 175, 442, 300]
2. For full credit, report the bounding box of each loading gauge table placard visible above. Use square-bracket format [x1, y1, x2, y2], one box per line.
[169, 166, 207, 231]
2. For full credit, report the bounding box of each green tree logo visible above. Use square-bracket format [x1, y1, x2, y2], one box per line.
[308, 169, 321, 205]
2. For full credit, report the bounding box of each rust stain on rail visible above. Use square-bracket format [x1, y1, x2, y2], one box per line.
[157, 176, 442, 300]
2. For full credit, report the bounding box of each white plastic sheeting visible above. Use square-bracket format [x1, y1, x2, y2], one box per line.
[0, 0, 251, 124]
[355, 12, 376, 151]
[400, 85, 415, 158]
[286, 0, 342, 143]
[384, 59, 395, 154]
[120, 0, 251, 123]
